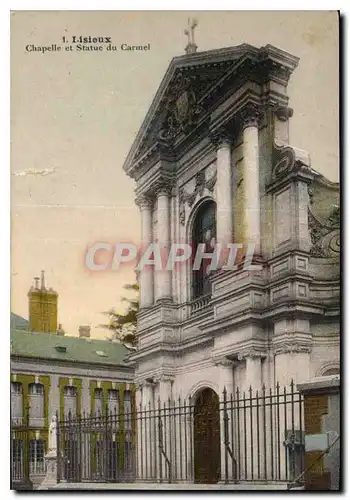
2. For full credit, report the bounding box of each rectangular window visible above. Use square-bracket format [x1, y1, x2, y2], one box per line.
[64, 386, 77, 418]
[107, 389, 120, 428]
[124, 440, 133, 474]
[12, 439, 23, 479]
[29, 439, 45, 474]
[107, 389, 119, 413]
[124, 390, 132, 430]
[29, 383, 44, 426]
[94, 388, 104, 416]
[11, 382, 23, 425]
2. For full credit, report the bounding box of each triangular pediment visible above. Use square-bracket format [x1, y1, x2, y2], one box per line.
[123, 44, 299, 176]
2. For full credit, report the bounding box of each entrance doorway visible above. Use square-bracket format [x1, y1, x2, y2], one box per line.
[193, 388, 221, 483]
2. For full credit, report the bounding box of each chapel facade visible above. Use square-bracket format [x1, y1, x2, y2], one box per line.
[123, 43, 340, 408]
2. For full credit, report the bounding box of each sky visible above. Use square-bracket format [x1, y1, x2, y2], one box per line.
[10, 10, 339, 338]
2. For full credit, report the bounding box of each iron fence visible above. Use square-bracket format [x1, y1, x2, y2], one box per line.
[11, 408, 39, 489]
[57, 381, 304, 485]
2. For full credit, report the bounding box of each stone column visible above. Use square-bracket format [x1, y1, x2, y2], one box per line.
[155, 183, 172, 302]
[273, 336, 312, 481]
[137, 195, 154, 309]
[215, 133, 233, 249]
[155, 375, 174, 482]
[242, 106, 261, 253]
[142, 381, 157, 481]
[215, 358, 235, 482]
[135, 384, 143, 480]
[157, 375, 173, 405]
[238, 350, 265, 480]
[240, 352, 263, 392]
[139, 381, 156, 481]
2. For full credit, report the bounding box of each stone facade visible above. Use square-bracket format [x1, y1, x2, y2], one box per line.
[123, 44, 340, 406]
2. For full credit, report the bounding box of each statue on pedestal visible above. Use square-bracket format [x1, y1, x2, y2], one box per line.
[48, 414, 57, 453]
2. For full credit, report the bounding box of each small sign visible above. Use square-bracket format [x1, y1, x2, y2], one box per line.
[305, 433, 328, 452]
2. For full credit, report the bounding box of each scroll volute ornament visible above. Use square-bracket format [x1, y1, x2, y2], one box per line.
[272, 141, 310, 178]
[178, 168, 217, 226]
[308, 204, 340, 258]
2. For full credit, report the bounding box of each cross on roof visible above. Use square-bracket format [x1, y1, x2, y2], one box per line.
[184, 18, 198, 55]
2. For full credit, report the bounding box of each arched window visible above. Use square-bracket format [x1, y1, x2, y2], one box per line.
[28, 383, 44, 426]
[192, 200, 217, 299]
[322, 368, 340, 376]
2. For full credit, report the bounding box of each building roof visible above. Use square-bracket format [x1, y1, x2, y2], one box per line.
[122, 43, 299, 176]
[10, 313, 29, 331]
[11, 329, 131, 367]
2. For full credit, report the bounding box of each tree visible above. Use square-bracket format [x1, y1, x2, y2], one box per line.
[100, 283, 139, 347]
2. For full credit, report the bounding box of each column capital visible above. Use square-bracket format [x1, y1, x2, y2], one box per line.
[272, 343, 312, 356]
[239, 103, 263, 131]
[210, 127, 232, 149]
[213, 356, 237, 367]
[154, 374, 175, 384]
[135, 378, 157, 390]
[135, 194, 153, 210]
[152, 180, 173, 197]
[237, 349, 267, 361]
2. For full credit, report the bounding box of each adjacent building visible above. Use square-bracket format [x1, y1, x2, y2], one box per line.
[11, 273, 135, 485]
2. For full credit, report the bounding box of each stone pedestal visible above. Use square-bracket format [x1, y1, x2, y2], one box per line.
[38, 450, 58, 490]
[296, 376, 340, 491]
[11, 477, 33, 491]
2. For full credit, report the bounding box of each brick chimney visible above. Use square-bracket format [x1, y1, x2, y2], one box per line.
[28, 271, 58, 333]
[79, 325, 91, 338]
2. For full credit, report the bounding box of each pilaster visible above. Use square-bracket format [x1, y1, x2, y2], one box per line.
[237, 348, 266, 391]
